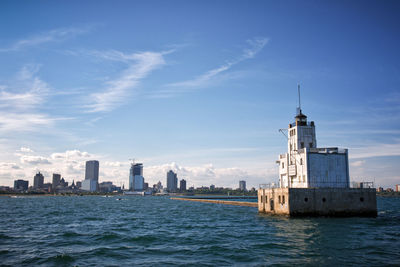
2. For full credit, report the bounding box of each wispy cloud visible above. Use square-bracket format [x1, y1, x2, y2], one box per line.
[86, 50, 167, 112]
[349, 142, 400, 159]
[0, 65, 65, 133]
[0, 65, 49, 110]
[152, 37, 268, 98]
[0, 26, 92, 52]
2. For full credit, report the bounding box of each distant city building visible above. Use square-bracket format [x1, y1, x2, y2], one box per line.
[85, 160, 99, 181]
[129, 163, 144, 191]
[33, 172, 44, 189]
[396, 184, 399, 192]
[76, 181, 82, 188]
[180, 179, 187, 191]
[99, 181, 119, 193]
[210, 184, 215, 190]
[167, 170, 178, 192]
[153, 181, 163, 192]
[82, 179, 98, 192]
[239, 180, 246, 191]
[52, 173, 61, 189]
[60, 178, 69, 188]
[43, 183, 52, 192]
[144, 182, 149, 191]
[134, 175, 144, 191]
[82, 160, 99, 192]
[14, 179, 28, 191]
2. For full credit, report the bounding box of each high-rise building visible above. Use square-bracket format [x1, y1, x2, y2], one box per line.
[85, 160, 99, 181]
[129, 163, 144, 191]
[180, 179, 186, 191]
[14, 179, 28, 191]
[52, 173, 61, 189]
[82, 160, 99, 192]
[167, 170, 178, 192]
[33, 172, 44, 189]
[239, 180, 246, 191]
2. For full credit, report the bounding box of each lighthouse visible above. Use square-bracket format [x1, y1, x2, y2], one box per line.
[258, 86, 376, 217]
[277, 95, 350, 189]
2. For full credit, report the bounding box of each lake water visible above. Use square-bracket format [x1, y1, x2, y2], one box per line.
[1, 196, 399, 266]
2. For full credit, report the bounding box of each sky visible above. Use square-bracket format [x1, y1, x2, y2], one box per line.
[0, 0, 399, 189]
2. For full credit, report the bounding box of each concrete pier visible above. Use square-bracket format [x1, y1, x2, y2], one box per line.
[171, 197, 258, 207]
[258, 188, 377, 217]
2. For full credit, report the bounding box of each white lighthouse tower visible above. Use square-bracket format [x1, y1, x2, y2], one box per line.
[258, 86, 376, 216]
[277, 86, 350, 188]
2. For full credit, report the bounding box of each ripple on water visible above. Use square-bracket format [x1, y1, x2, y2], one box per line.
[1, 196, 399, 266]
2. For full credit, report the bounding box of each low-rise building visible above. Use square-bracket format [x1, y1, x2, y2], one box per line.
[14, 179, 29, 191]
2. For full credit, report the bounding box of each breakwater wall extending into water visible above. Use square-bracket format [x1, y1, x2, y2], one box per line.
[170, 197, 258, 207]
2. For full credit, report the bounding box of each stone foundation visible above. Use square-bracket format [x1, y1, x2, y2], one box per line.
[258, 188, 377, 217]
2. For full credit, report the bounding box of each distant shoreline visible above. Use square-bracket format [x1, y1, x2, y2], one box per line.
[1, 191, 398, 197]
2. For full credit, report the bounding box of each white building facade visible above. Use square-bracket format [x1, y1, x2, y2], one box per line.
[277, 109, 350, 188]
[81, 179, 98, 192]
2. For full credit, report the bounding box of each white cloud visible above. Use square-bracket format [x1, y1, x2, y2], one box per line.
[0, 65, 58, 133]
[50, 150, 91, 160]
[157, 37, 268, 97]
[349, 142, 400, 159]
[143, 161, 274, 189]
[0, 64, 49, 110]
[86, 51, 166, 112]
[0, 162, 20, 170]
[350, 160, 365, 167]
[19, 147, 34, 153]
[0, 26, 91, 52]
[20, 155, 51, 165]
[0, 113, 55, 133]
[104, 161, 128, 167]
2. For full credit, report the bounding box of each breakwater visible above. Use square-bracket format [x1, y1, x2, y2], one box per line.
[171, 197, 258, 207]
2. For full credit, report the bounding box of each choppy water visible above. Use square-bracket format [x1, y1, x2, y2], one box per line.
[1, 196, 399, 266]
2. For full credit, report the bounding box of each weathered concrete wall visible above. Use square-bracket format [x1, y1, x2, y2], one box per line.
[308, 152, 349, 188]
[258, 188, 289, 215]
[258, 188, 377, 217]
[288, 188, 376, 216]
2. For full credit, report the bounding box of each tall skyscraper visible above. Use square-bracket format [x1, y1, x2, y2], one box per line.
[82, 160, 99, 192]
[85, 160, 99, 181]
[52, 173, 61, 189]
[239, 180, 246, 191]
[167, 170, 178, 192]
[129, 163, 144, 191]
[180, 179, 186, 191]
[33, 172, 44, 189]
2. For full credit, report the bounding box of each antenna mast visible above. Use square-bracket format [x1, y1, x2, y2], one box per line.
[298, 84, 301, 111]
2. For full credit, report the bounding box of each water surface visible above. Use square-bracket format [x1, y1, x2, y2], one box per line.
[1, 196, 399, 266]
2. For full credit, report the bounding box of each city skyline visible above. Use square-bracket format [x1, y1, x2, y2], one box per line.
[0, 1, 399, 189]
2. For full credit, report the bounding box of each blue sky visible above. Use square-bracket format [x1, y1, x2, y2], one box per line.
[0, 0, 399, 189]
